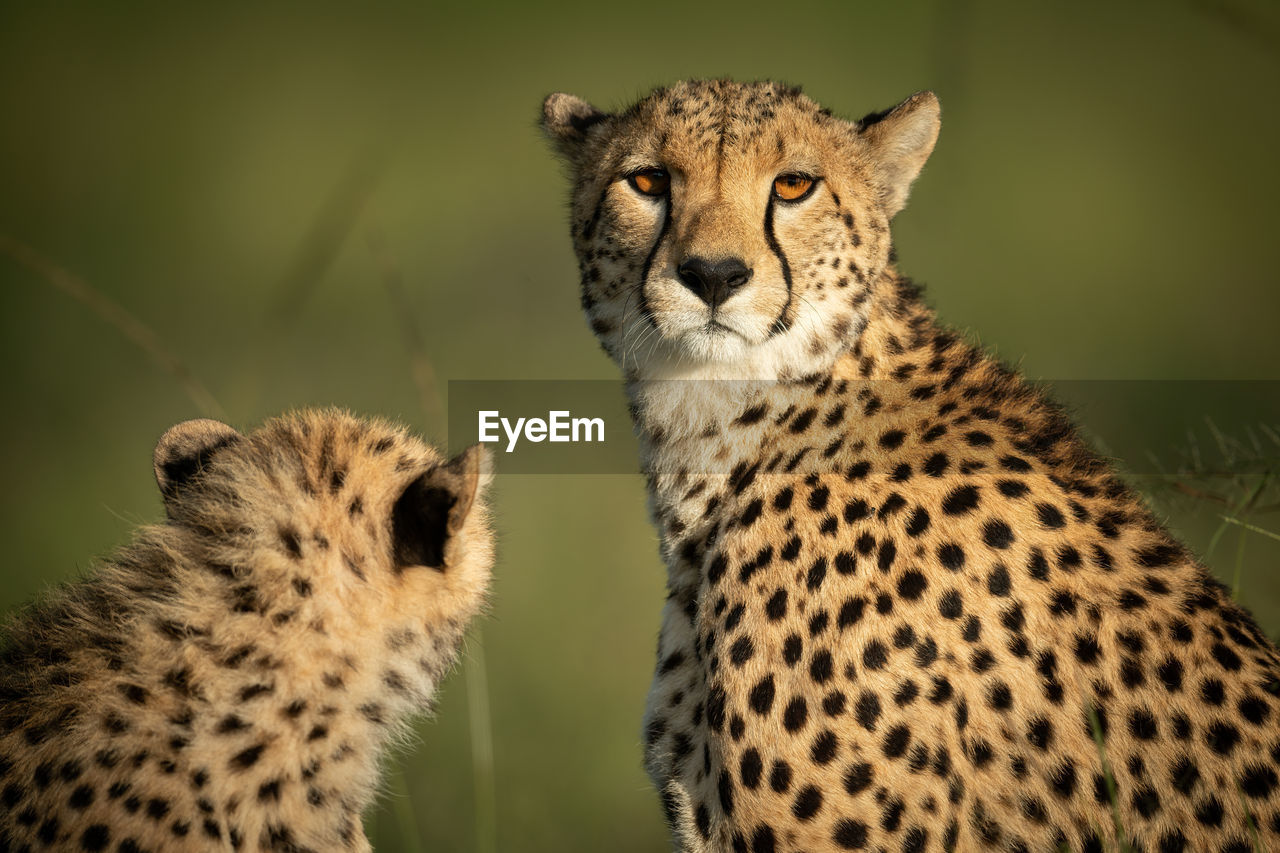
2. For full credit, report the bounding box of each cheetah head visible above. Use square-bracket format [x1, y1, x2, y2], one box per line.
[543, 79, 939, 381]
[151, 411, 494, 639]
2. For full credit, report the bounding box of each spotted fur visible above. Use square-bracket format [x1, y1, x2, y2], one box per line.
[544, 79, 1280, 852]
[0, 410, 493, 852]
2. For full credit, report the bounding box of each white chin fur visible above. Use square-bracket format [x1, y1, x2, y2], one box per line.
[676, 325, 752, 363]
[620, 299, 842, 383]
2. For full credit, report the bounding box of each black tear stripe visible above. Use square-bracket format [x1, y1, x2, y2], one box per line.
[715, 103, 727, 185]
[763, 197, 794, 337]
[581, 185, 610, 242]
[636, 200, 672, 332]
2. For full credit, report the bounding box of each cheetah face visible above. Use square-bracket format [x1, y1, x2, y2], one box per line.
[543, 80, 939, 381]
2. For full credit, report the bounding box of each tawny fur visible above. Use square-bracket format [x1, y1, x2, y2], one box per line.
[0, 409, 493, 852]
[544, 79, 1280, 853]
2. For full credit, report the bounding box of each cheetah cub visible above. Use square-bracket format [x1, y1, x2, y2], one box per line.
[0, 410, 493, 852]
[544, 80, 1280, 852]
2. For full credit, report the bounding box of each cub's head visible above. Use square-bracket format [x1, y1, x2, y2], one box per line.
[151, 410, 494, 643]
[543, 79, 938, 380]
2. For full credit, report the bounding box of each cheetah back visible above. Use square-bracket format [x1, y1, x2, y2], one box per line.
[0, 409, 493, 852]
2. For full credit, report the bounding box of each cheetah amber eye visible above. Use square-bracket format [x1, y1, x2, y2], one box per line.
[628, 168, 670, 197]
[773, 173, 816, 202]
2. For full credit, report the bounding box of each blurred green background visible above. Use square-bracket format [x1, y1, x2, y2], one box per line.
[2, 2, 1278, 850]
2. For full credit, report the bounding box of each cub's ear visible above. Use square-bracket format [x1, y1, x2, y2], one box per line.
[154, 419, 242, 510]
[542, 92, 609, 160]
[391, 444, 489, 571]
[857, 91, 940, 218]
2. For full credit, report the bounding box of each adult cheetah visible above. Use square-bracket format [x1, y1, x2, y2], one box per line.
[0, 409, 493, 852]
[543, 79, 1280, 852]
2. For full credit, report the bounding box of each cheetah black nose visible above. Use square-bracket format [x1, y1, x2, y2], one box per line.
[677, 256, 753, 309]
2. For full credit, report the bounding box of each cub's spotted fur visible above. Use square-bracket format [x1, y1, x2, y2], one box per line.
[0, 410, 493, 852]
[544, 80, 1280, 852]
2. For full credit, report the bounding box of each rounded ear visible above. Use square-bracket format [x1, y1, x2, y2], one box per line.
[154, 419, 242, 505]
[542, 92, 609, 160]
[391, 444, 489, 571]
[857, 91, 940, 218]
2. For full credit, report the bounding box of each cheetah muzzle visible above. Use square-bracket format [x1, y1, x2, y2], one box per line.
[0, 409, 494, 852]
[543, 79, 1280, 852]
